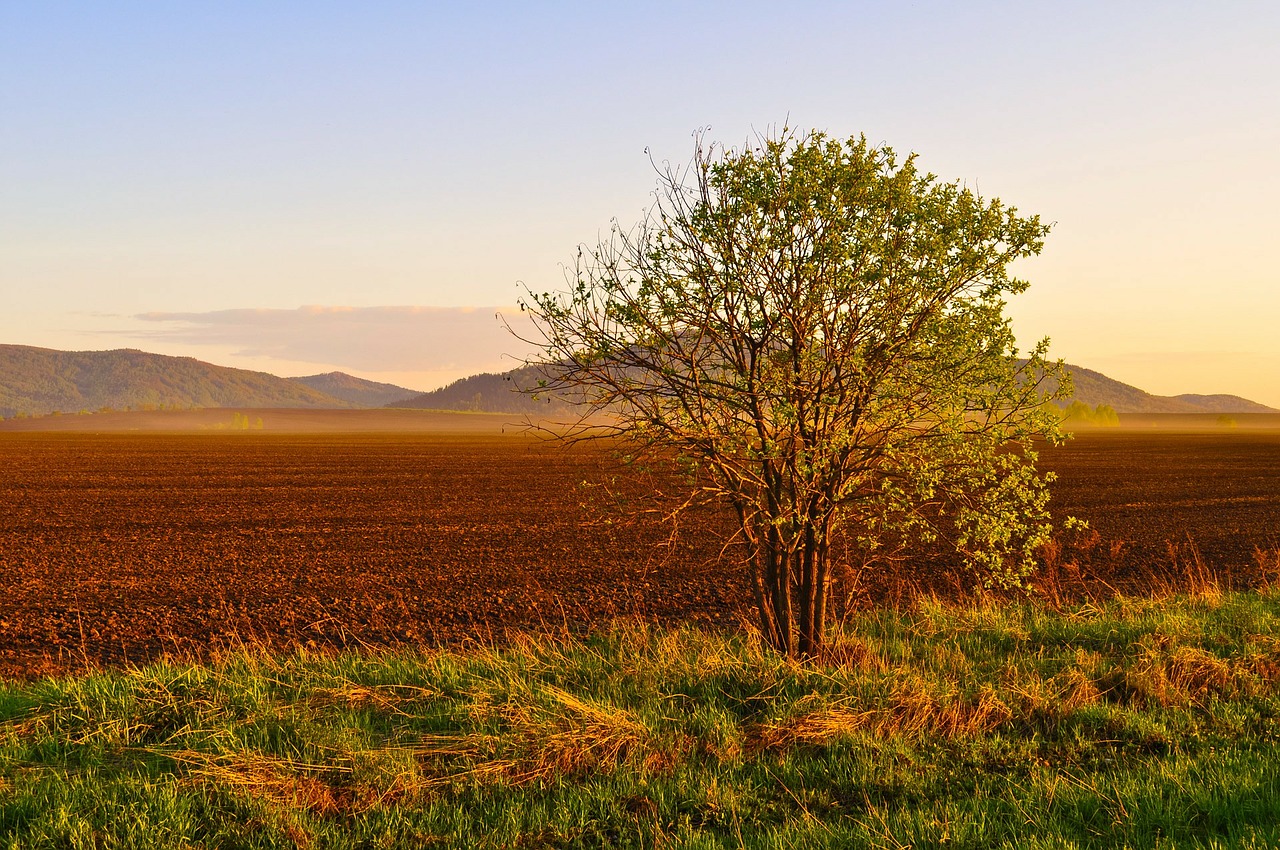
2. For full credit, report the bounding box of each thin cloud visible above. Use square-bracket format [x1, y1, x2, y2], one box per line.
[129, 305, 540, 373]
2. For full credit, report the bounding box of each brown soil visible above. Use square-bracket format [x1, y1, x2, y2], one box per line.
[1035, 429, 1280, 597]
[0, 429, 736, 678]
[2, 418, 1279, 678]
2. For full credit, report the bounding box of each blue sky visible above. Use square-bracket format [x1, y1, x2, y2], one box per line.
[2, 2, 1277, 400]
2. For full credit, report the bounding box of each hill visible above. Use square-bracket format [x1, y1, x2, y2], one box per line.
[291, 371, 421, 408]
[1049, 363, 1275, 414]
[391, 365, 576, 414]
[0, 345, 352, 417]
[3, 343, 1271, 420]
[397, 360, 1276, 416]
[1168, 393, 1275, 414]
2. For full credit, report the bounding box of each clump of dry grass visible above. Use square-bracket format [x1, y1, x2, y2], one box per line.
[885, 678, 1013, 738]
[1253, 546, 1280, 588]
[750, 695, 877, 750]
[1054, 666, 1104, 713]
[820, 635, 885, 672]
[1165, 646, 1236, 701]
[412, 681, 652, 787]
[1155, 540, 1224, 600]
[1092, 641, 1245, 709]
[751, 676, 1012, 751]
[173, 750, 352, 817]
[498, 685, 651, 782]
[306, 681, 433, 716]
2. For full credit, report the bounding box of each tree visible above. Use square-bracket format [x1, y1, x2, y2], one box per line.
[519, 128, 1068, 658]
[1061, 401, 1119, 427]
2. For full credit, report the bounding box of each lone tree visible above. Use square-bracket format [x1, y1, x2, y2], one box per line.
[519, 129, 1068, 658]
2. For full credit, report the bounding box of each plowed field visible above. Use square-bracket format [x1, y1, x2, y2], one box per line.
[2, 424, 1280, 678]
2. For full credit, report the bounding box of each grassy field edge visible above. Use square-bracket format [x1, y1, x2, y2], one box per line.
[3, 589, 1280, 848]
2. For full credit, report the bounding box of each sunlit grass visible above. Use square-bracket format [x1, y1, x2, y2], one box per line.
[2, 589, 1280, 847]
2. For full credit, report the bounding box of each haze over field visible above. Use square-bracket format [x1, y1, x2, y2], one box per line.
[2, 4, 1277, 403]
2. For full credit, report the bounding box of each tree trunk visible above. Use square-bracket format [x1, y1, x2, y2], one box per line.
[767, 543, 793, 657]
[737, 505, 784, 654]
[796, 520, 831, 659]
[797, 533, 817, 658]
[807, 542, 830, 658]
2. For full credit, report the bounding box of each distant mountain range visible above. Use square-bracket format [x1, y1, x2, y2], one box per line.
[394, 360, 1277, 416]
[0, 345, 421, 418]
[0, 344, 1272, 419]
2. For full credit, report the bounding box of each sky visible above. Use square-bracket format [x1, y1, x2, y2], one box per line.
[2, 2, 1277, 402]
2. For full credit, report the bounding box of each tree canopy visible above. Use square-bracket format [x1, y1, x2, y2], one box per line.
[520, 128, 1068, 657]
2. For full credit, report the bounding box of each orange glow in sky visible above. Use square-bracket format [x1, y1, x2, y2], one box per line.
[2, 3, 1276, 403]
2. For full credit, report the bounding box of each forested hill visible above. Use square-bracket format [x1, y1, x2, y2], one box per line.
[291, 371, 421, 408]
[390, 366, 575, 414]
[0, 345, 353, 417]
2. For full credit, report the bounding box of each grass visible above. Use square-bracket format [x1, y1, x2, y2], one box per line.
[2, 590, 1280, 848]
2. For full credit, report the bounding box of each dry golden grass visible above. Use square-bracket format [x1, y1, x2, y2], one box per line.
[409, 682, 652, 788]
[752, 677, 1013, 751]
[173, 750, 351, 817]
[1055, 666, 1104, 712]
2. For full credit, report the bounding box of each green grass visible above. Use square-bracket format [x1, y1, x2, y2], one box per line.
[3, 590, 1280, 848]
